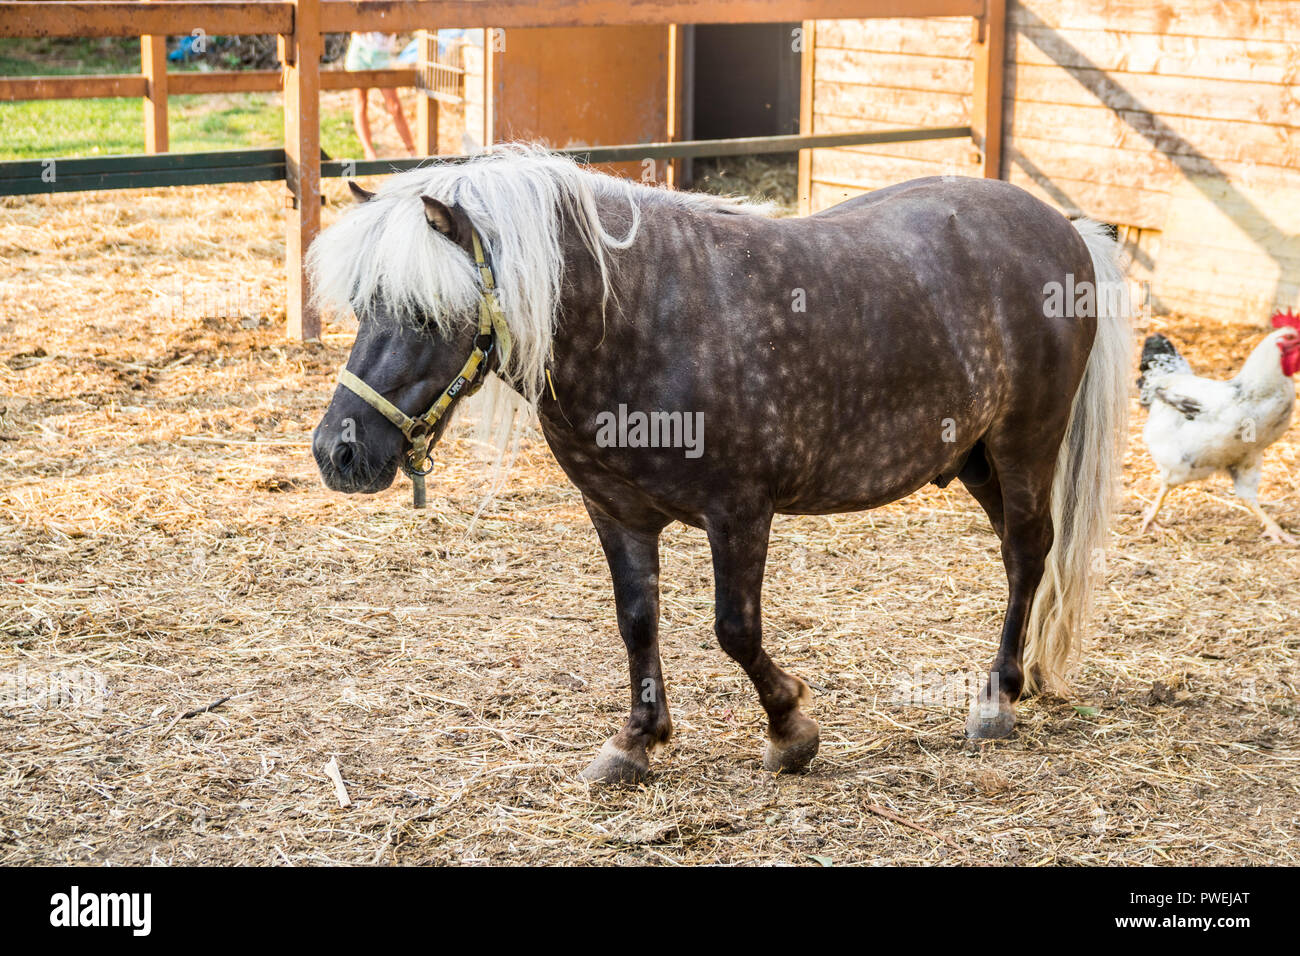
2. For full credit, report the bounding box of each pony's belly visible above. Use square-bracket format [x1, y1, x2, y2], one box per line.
[546, 397, 992, 523]
[762, 401, 993, 514]
[776, 486, 931, 516]
[544, 423, 959, 527]
[774, 452, 961, 515]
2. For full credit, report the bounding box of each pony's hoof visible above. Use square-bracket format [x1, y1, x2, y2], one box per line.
[965, 698, 1016, 739]
[763, 716, 820, 774]
[580, 739, 650, 784]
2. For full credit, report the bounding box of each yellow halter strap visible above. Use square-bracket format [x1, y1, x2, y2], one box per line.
[337, 230, 513, 478]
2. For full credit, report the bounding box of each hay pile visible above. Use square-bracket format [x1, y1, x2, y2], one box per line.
[1, 174, 1297, 865]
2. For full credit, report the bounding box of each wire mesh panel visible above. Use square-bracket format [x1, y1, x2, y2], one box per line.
[417, 30, 467, 105]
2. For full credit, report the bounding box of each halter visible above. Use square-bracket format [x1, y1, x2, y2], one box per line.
[337, 230, 514, 491]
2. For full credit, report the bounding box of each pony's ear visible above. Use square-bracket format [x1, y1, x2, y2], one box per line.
[421, 196, 458, 240]
[419, 196, 477, 254]
[347, 181, 375, 203]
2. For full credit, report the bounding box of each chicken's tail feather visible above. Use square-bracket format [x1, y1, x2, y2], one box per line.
[1023, 219, 1133, 694]
[1137, 332, 1190, 406]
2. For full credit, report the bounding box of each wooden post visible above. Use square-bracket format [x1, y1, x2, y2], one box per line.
[417, 94, 439, 156]
[140, 1, 168, 153]
[665, 24, 684, 187]
[482, 29, 495, 149]
[282, 0, 322, 341]
[971, 0, 1005, 180]
[415, 30, 439, 155]
[796, 19, 815, 215]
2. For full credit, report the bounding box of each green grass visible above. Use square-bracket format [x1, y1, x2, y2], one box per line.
[1, 93, 363, 160]
[0, 38, 363, 161]
[0, 37, 140, 76]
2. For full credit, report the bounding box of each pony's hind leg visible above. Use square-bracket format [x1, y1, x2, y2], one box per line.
[966, 465, 1055, 739]
[961, 449, 1005, 540]
[707, 508, 820, 773]
[580, 504, 673, 783]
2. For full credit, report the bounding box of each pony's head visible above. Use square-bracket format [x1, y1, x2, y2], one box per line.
[311, 182, 489, 493]
[308, 147, 640, 494]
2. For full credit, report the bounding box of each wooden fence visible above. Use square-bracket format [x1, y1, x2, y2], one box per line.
[0, 0, 1007, 340]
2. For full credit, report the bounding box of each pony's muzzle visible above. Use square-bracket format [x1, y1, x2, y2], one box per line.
[312, 426, 399, 494]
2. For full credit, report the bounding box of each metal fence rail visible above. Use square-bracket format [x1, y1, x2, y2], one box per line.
[0, 149, 287, 195]
[0, 128, 976, 194]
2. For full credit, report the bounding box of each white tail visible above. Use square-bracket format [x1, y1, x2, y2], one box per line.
[1022, 219, 1133, 693]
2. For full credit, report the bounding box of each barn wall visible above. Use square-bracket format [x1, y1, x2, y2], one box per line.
[804, 1, 1300, 323]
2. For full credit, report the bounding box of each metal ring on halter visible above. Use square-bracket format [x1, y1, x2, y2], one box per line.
[402, 433, 436, 477]
[402, 448, 435, 478]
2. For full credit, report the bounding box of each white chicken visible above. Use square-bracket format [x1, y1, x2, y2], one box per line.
[1138, 310, 1300, 544]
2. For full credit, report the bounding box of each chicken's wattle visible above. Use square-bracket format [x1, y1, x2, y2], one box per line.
[1280, 338, 1300, 377]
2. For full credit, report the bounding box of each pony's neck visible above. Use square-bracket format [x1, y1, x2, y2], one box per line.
[490, 191, 636, 403]
[554, 194, 638, 353]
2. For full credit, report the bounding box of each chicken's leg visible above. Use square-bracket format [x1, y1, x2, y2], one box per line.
[1245, 500, 1298, 545]
[1140, 482, 1169, 534]
[1231, 462, 1297, 545]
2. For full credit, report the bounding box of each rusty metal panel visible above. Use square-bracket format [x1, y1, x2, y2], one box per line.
[491, 26, 670, 181]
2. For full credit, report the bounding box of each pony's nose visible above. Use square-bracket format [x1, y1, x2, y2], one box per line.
[330, 442, 356, 471]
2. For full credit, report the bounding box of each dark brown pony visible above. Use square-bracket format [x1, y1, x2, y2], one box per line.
[309, 148, 1130, 782]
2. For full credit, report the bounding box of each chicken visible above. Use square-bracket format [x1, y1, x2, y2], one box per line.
[1138, 310, 1300, 544]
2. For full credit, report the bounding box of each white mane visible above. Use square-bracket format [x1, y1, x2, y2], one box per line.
[308, 144, 767, 406]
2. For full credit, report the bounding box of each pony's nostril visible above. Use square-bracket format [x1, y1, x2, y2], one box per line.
[331, 443, 356, 470]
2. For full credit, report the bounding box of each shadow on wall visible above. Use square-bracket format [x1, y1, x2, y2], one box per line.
[1008, 5, 1297, 317]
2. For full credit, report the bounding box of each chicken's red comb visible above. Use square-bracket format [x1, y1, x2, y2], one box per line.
[1272, 308, 1300, 330]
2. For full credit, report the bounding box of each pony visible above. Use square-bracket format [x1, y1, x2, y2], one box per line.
[309, 146, 1130, 782]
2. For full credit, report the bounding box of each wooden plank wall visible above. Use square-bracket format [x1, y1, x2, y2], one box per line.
[806, 1, 1300, 323]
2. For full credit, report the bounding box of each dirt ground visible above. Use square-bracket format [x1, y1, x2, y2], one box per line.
[1, 174, 1298, 866]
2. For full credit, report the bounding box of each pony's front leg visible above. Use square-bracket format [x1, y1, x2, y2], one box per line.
[580, 506, 673, 783]
[707, 509, 820, 773]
